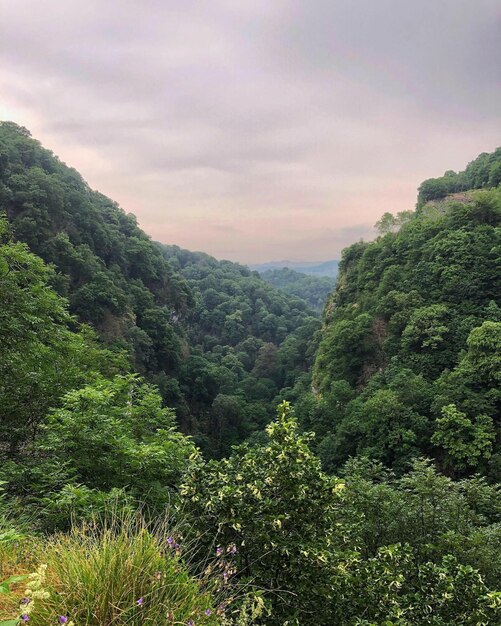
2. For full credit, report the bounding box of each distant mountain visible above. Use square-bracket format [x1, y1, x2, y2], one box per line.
[260, 267, 336, 313]
[250, 259, 339, 278]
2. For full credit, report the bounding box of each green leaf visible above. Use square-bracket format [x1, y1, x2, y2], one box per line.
[0, 574, 27, 594]
[0, 531, 25, 544]
[2, 575, 27, 586]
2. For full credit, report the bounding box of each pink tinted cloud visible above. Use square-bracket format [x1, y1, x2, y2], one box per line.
[0, 0, 500, 262]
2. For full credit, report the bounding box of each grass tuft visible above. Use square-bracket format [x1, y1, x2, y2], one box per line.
[5, 511, 225, 626]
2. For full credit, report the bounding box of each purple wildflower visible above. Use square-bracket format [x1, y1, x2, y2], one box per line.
[21, 615, 29, 623]
[205, 608, 212, 616]
[216, 546, 223, 556]
[187, 620, 195, 626]
[230, 545, 237, 554]
[20, 597, 30, 605]
[167, 536, 174, 546]
[59, 617, 68, 624]
[136, 597, 144, 606]
[223, 570, 229, 582]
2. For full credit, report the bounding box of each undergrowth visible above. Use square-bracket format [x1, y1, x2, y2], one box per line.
[1, 511, 263, 626]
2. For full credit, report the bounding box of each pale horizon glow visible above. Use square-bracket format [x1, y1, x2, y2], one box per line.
[0, 0, 500, 263]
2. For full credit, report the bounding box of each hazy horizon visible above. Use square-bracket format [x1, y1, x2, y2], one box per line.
[1, 0, 500, 263]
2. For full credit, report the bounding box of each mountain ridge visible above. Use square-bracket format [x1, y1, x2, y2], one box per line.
[250, 258, 339, 278]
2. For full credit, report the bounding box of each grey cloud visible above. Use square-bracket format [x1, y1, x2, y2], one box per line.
[0, 0, 499, 262]
[281, 1, 501, 117]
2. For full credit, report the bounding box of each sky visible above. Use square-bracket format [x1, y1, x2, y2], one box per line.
[0, 1, 500, 263]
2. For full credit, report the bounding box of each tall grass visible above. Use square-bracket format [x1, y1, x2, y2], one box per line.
[16, 512, 225, 626]
[0, 539, 30, 619]
[0, 510, 34, 620]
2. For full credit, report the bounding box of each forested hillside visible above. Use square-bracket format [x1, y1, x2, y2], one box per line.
[1, 127, 500, 625]
[259, 266, 336, 312]
[417, 146, 501, 208]
[0, 121, 317, 457]
[250, 258, 339, 277]
[0, 122, 191, 386]
[159, 245, 320, 456]
[306, 177, 501, 479]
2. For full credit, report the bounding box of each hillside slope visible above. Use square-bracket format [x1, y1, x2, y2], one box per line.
[0, 121, 318, 455]
[307, 175, 501, 478]
[251, 259, 339, 277]
[417, 146, 501, 208]
[160, 244, 320, 455]
[0, 122, 192, 373]
[259, 266, 336, 312]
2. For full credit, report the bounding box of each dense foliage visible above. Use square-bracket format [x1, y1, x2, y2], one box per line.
[0, 216, 111, 455]
[0, 122, 318, 456]
[0, 218, 196, 531]
[0, 121, 191, 399]
[160, 245, 320, 456]
[307, 188, 501, 480]
[184, 403, 501, 624]
[259, 266, 336, 312]
[417, 146, 501, 207]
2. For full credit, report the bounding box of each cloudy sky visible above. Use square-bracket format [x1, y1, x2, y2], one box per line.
[1, 0, 500, 263]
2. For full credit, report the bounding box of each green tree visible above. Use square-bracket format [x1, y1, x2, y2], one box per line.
[36, 375, 196, 509]
[432, 404, 495, 472]
[182, 402, 345, 623]
[465, 320, 501, 384]
[311, 188, 501, 474]
[0, 217, 113, 453]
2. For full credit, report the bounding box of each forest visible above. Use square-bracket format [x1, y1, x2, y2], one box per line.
[1, 121, 500, 625]
[417, 147, 501, 208]
[258, 266, 336, 313]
